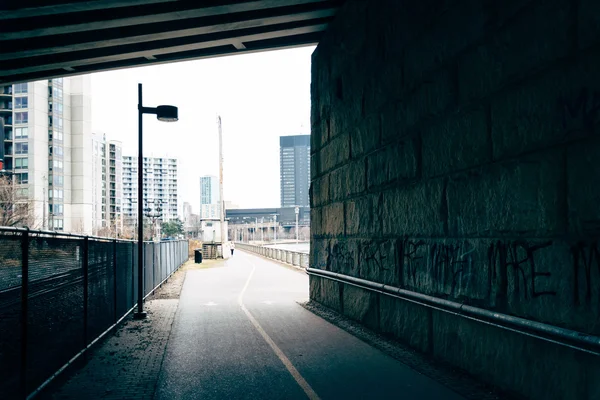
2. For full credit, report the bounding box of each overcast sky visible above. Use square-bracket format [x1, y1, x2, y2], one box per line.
[91, 46, 315, 215]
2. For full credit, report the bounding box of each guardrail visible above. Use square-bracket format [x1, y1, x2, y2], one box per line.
[237, 243, 309, 269]
[0, 227, 189, 399]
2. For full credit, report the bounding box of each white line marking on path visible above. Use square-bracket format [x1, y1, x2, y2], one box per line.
[238, 259, 320, 400]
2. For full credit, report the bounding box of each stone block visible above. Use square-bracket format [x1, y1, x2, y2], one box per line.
[379, 295, 431, 353]
[403, 69, 457, 130]
[310, 238, 328, 270]
[447, 151, 565, 236]
[345, 194, 381, 237]
[382, 180, 445, 236]
[310, 152, 320, 181]
[431, 310, 588, 400]
[366, 149, 387, 188]
[459, 0, 570, 103]
[310, 207, 322, 236]
[491, 51, 600, 159]
[328, 239, 358, 276]
[320, 133, 350, 172]
[356, 239, 398, 285]
[579, 0, 600, 49]
[350, 114, 380, 158]
[567, 138, 600, 236]
[322, 202, 344, 236]
[387, 138, 419, 182]
[380, 103, 407, 144]
[367, 139, 418, 188]
[404, 0, 488, 87]
[320, 277, 341, 312]
[310, 275, 342, 312]
[311, 175, 329, 207]
[309, 274, 321, 301]
[422, 107, 490, 178]
[330, 161, 365, 201]
[342, 284, 379, 330]
[396, 238, 491, 303]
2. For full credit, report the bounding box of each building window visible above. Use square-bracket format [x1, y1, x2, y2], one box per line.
[50, 145, 63, 156]
[15, 142, 28, 154]
[14, 83, 27, 94]
[52, 87, 63, 99]
[16, 188, 28, 198]
[53, 219, 64, 230]
[15, 127, 28, 138]
[16, 173, 28, 184]
[14, 97, 28, 109]
[15, 112, 28, 124]
[15, 158, 28, 169]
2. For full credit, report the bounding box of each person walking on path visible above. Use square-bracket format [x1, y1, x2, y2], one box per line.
[230, 242, 235, 256]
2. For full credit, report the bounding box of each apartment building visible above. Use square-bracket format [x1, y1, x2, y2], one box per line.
[91, 133, 123, 235]
[0, 76, 93, 233]
[122, 156, 178, 225]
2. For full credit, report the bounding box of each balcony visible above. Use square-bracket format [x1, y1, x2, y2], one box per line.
[0, 87, 12, 97]
[1, 116, 12, 127]
[0, 102, 12, 113]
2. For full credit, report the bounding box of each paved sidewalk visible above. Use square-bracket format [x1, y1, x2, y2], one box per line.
[42, 253, 503, 400]
[42, 260, 220, 400]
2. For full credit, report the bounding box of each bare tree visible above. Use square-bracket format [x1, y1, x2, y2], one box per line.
[0, 175, 34, 227]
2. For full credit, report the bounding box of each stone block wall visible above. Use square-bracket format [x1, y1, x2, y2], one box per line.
[310, 1, 600, 399]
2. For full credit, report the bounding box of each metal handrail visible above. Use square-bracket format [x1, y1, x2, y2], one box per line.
[307, 267, 600, 356]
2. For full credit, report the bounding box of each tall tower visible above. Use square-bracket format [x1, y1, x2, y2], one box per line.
[280, 135, 310, 208]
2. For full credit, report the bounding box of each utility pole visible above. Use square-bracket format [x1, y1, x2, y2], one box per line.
[217, 116, 225, 257]
[261, 217, 264, 242]
[273, 214, 277, 242]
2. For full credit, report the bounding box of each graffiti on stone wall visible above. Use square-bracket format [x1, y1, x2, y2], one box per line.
[558, 87, 600, 133]
[313, 237, 598, 310]
[571, 241, 600, 307]
[397, 239, 476, 298]
[326, 241, 354, 273]
[488, 240, 556, 303]
[358, 241, 389, 279]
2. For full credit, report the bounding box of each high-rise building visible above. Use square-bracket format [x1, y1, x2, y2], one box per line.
[0, 76, 93, 233]
[280, 135, 310, 208]
[200, 175, 219, 218]
[91, 133, 123, 235]
[122, 156, 179, 225]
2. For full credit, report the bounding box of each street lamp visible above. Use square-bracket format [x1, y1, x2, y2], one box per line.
[272, 213, 278, 243]
[134, 83, 178, 320]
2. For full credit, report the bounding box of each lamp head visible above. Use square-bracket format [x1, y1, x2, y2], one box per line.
[156, 105, 178, 122]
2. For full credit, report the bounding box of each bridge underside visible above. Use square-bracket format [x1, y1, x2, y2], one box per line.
[0, 0, 342, 84]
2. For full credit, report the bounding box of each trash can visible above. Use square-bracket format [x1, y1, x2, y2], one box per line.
[194, 249, 203, 264]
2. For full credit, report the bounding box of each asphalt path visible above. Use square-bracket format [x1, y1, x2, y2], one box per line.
[155, 250, 465, 400]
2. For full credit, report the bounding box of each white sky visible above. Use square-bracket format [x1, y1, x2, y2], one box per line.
[91, 46, 315, 215]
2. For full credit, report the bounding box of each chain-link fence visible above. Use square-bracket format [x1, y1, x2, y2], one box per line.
[0, 228, 189, 399]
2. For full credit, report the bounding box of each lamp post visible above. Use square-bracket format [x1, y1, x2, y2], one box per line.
[134, 83, 178, 320]
[295, 206, 299, 244]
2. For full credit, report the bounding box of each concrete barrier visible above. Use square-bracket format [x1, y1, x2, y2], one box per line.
[236, 243, 309, 270]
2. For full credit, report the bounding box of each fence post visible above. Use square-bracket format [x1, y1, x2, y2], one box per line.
[83, 237, 89, 347]
[20, 229, 29, 398]
[113, 239, 117, 323]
